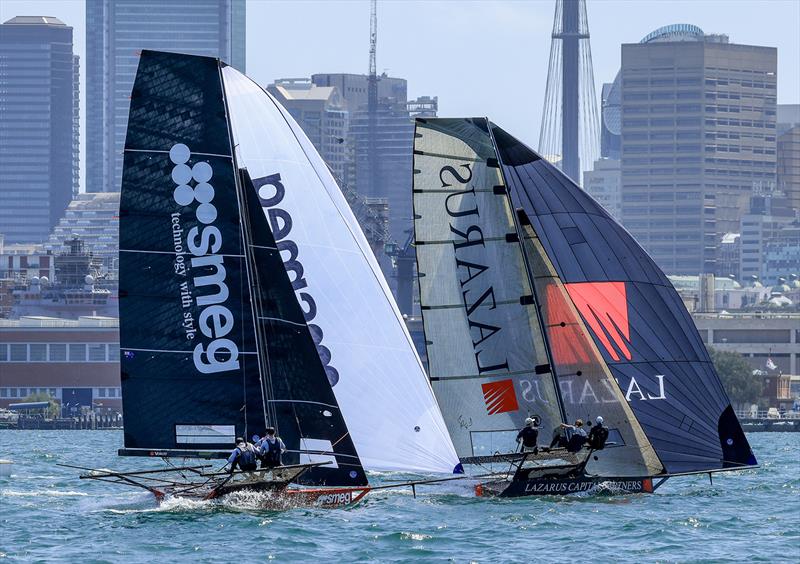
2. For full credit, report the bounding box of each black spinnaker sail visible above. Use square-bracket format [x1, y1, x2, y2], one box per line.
[489, 123, 756, 474]
[119, 50, 366, 486]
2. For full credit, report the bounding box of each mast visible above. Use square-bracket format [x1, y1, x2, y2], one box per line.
[486, 121, 568, 424]
[217, 60, 271, 434]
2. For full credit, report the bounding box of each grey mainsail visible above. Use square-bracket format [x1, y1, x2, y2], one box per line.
[413, 118, 562, 461]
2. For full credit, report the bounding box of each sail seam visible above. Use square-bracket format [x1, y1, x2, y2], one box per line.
[431, 369, 548, 381]
[258, 316, 306, 327]
[122, 347, 258, 354]
[413, 151, 485, 162]
[120, 249, 245, 258]
[266, 399, 339, 409]
[124, 148, 232, 159]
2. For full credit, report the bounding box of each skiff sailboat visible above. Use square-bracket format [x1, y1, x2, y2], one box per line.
[411, 117, 758, 497]
[73, 51, 461, 508]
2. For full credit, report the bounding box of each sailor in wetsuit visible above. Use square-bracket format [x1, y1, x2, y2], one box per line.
[256, 427, 286, 469]
[516, 417, 539, 454]
[587, 416, 609, 450]
[227, 437, 258, 473]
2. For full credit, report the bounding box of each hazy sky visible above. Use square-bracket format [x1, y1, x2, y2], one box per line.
[2, 0, 799, 191]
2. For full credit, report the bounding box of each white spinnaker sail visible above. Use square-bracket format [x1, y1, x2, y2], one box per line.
[221, 66, 460, 475]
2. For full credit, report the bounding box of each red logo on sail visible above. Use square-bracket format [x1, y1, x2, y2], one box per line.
[565, 281, 632, 361]
[482, 379, 519, 415]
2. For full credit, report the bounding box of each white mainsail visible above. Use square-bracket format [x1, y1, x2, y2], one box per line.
[221, 66, 460, 475]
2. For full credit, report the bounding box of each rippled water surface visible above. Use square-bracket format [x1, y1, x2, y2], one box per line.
[1, 431, 798, 562]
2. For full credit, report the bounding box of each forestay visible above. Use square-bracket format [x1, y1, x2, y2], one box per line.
[413, 118, 562, 461]
[491, 123, 756, 474]
[221, 65, 461, 475]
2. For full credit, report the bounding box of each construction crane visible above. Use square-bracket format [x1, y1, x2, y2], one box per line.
[367, 0, 379, 199]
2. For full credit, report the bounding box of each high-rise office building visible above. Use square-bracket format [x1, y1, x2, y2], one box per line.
[311, 73, 407, 114]
[739, 194, 796, 284]
[312, 73, 436, 245]
[777, 104, 800, 212]
[600, 81, 621, 159]
[619, 25, 777, 275]
[267, 79, 352, 188]
[0, 16, 79, 244]
[583, 158, 622, 221]
[85, 0, 245, 193]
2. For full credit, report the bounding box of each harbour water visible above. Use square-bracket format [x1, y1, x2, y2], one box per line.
[1, 431, 798, 562]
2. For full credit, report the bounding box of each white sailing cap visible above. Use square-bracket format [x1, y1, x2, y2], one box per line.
[525, 417, 534, 426]
[596, 416, 604, 424]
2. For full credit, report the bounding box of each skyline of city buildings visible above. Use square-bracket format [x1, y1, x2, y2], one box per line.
[85, 0, 245, 194]
[0, 9, 797, 288]
[0, 16, 79, 245]
[618, 25, 778, 275]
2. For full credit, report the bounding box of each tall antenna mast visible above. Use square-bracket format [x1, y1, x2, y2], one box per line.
[538, 0, 600, 183]
[367, 0, 379, 197]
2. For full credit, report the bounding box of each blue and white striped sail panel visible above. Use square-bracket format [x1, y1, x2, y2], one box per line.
[489, 123, 756, 474]
[119, 51, 367, 486]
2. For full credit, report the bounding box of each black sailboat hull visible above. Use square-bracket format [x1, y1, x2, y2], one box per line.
[476, 475, 656, 497]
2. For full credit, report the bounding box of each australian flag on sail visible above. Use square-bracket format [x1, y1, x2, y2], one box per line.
[490, 124, 757, 474]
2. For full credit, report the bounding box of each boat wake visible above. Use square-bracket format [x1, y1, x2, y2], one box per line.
[1, 488, 89, 498]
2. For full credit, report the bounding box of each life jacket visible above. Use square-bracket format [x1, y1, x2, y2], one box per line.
[260, 437, 282, 465]
[589, 425, 609, 450]
[237, 444, 257, 470]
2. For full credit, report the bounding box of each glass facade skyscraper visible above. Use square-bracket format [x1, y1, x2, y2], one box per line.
[85, 0, 245, 193]
[0, 16, 79, 244]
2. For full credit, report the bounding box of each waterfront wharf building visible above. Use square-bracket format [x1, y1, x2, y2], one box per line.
[693, 312, 799, 377]
[85, 0, 245, 193]
[0, 16, 79, 244]
[618, 25, 777, 275]
[0, 316, 120, 413]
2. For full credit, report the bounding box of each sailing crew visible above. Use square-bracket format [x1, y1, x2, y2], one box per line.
[587, 416, 609, 450]
[516, 417, 539, 454]
[256, 427, 286, 468]
[560, 419, 588, 452]
[227, 437, 258, 473]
